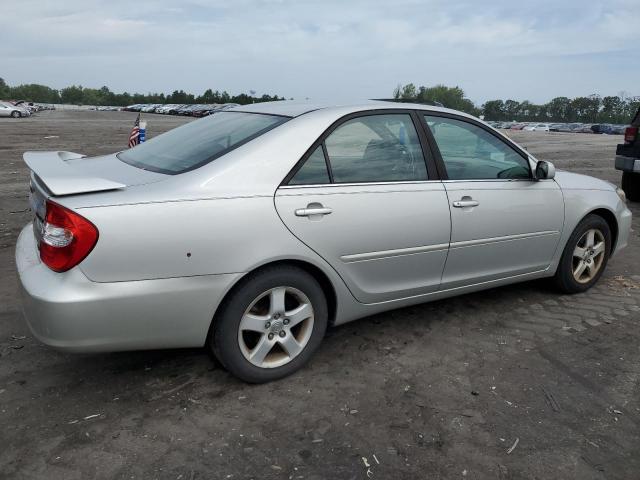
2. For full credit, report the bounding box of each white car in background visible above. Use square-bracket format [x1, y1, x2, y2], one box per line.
[524, 123, 550, 132]
[0, 102, 29, 118]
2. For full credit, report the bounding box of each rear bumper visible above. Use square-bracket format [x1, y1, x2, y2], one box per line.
[15, 224, 241, 352]
[615, 155, 640, 172]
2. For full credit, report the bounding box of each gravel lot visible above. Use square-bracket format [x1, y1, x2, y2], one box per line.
[1, 110, 639, 480]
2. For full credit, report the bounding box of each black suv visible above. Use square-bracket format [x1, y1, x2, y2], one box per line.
[615, 106, 640, 201]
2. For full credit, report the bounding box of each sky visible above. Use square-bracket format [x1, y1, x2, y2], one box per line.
[2, 0, 639, 105]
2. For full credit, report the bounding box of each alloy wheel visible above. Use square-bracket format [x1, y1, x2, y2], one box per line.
[572, 228, 605, 283]
[237, 286, 314, 368]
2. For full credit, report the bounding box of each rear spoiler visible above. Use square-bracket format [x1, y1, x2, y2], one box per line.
[23, 151, 126, 196]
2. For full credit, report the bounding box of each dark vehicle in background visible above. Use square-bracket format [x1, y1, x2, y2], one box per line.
[591, 124, 611, 134]
[615, 106, 640, 201]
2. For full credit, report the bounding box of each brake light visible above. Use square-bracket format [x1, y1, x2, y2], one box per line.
[625, 126, 638, 144]
[39, 200, 98, 272]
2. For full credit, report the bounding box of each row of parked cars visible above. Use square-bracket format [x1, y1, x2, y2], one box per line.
[487, 121, 627, 134]
[0, 100, 55, 118]
[122, 103, 240, 117]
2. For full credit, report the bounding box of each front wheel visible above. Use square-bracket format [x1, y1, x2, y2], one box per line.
[10, 110, 20, 118]
[553, 214, 611, 293]
[211, 266, 328, 383]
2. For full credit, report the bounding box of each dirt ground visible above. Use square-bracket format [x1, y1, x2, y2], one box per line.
[1, 110, 639, 480]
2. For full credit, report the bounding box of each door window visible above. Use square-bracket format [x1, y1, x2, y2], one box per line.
[424, 116, 530, 180]
[325, 114, 428, 183]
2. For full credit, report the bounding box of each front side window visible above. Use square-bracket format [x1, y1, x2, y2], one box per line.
[425, 115, 530, 180]
[118, 112, 288, 174]
[324, 114, 428, 183]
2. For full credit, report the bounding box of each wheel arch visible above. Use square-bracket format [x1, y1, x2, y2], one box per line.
[587, 207, 618, 251]
[206, 259, 338, 346]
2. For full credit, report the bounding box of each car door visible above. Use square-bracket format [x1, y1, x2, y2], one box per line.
[275, 111, 451, 304]
[423, 113, 564, 289]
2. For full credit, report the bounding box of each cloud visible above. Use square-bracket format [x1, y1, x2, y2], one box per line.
[1, 0, 638, 103]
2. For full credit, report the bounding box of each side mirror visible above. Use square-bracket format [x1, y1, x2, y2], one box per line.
[535, 161, 555, 180]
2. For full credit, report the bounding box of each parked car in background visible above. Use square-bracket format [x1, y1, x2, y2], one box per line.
[166, 104, 187, 115]
[0, 101, 27, 117]
[591, 124, 612, 134]
[577, 124, 595, 133]
[557, 123, 581, 132]
[123, 104, 144, 112]
[140, 104, 162, 113]
[155, 104, 181, 114]
[524, 123, 550, 132]
[510, 123, 527, 130]
[15, 101, 631, 382]
[190, 104, 217, 117]
[615, 106, 640, 201]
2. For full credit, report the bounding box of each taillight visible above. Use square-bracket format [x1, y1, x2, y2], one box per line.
[39, 200, 98, 272]
[625, 126, 638, 144]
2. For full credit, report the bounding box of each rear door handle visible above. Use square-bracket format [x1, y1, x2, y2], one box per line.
[452, 198, 479, 208]
[295, 206, 333, 217]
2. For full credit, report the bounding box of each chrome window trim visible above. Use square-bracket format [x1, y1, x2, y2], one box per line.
[441, 178, 536, 184]
[278, 180, 443, 190]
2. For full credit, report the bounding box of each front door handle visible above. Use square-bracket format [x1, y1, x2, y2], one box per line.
[295, 204, 333, 217]
[452, 197, 479, 208]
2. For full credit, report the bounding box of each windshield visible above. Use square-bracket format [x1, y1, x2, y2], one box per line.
[117, 111, 288, 174]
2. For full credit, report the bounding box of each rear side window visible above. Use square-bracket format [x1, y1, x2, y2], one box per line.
[289, 146, 330, 185]
[118, 112, 288, 174]
[288, 114, 427, 185]
[326, 114, 427, 183]
[425, 115, 530, 180]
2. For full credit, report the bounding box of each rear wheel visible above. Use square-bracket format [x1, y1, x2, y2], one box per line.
[553, 214, 611, 293]
[211, 266, 327, 383]
[622, 171, 640, 202]
[10, 110, 20, 118]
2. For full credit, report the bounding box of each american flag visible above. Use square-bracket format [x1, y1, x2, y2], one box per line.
[128, 113, 141, 148]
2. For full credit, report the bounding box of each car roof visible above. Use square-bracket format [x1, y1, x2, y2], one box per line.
[230, 100, 473, 119]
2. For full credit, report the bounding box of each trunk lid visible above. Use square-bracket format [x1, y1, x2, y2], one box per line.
[25, 150, 168, 248]
[24, 151, 167, 196]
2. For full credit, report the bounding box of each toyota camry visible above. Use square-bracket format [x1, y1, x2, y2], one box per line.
[15, 101, 632, 382]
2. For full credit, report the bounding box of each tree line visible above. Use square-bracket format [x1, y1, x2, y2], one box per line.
[0, 78, 284, 106]
[394, 83, 640, 124]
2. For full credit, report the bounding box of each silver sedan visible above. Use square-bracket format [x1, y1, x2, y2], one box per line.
[15, 101, 632, 382]
[0, 101, 29, 117]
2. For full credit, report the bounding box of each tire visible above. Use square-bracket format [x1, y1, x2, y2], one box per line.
[10, 110, 20, 118]
[211, 266, 328, 383]
[553, 214, 611, 293]
[622, 171, 640, 202]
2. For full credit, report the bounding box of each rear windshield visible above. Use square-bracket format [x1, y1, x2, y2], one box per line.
[117, 112, 288, 174]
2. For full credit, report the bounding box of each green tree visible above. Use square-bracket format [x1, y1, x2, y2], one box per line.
[503, 100, 521, 121]
[393, 83, 479, 115]
[482, 100, 505, 121]
[60, 85, 84, 104]
[0, 78, 9, 99]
